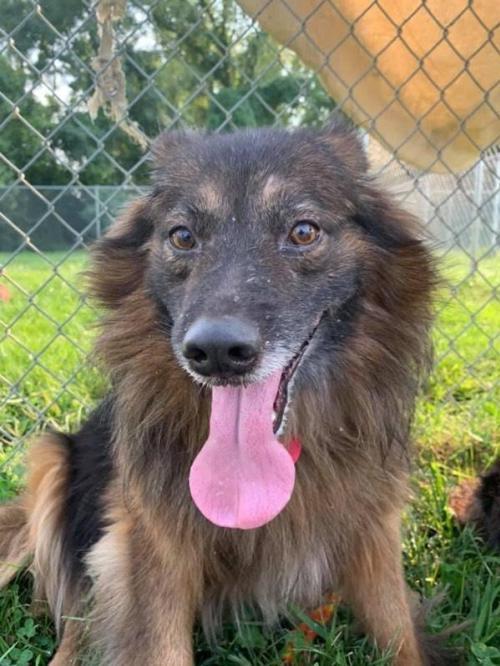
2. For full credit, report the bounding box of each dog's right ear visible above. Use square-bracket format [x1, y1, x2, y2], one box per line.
[150, 130, 199, 178]
[88, 197, 153, 309]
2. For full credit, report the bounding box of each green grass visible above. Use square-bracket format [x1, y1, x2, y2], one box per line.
[0, 252, 104, 499]
[0, 250, 499, 665]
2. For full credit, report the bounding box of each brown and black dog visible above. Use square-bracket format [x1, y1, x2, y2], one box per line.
[1, 122, 455, 664]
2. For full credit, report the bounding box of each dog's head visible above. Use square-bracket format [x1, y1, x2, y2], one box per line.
[91, 123, 435, 528]
[147, 125, 370, 418]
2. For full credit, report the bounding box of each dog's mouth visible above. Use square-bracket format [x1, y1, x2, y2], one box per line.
[188, 314, 323, 531]
[272, 315, 322, 435]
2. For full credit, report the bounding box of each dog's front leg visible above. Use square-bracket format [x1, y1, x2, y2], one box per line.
[87, 513, 201, 666]
[49, 619, 84, 665]
[341, 512, 424, 666]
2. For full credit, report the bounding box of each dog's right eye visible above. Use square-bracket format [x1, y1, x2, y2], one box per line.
[289, 221, 320, 246]
[169, 226, 196, 251]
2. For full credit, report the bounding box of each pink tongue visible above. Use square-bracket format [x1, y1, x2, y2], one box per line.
[189, 370, 296, 529]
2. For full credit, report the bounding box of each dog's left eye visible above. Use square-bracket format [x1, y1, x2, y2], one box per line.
[289, 221, 320, 246]
[169, 226, 196, 251]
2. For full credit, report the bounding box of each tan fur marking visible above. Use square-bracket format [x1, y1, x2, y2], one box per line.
[49, 619, 85, 665]
[260, 174, 284, 204]
[25, 434, 72, 633]
[197, 181, 224, 213]
[0, 500, 29, 588]
[87, 490, 200, 665]
[342, 513, 424, 665]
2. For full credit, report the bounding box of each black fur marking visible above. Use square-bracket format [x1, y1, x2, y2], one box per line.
[63, 398, 114, 578]
[103, 210, 153, 250]
[419, 631, 463, 666]
[149, 285, 174, 332]
[415, 595, 465, 666]
[352, 210, 420, 251]
[325, 291, 360, 350]
[477, 461, 500, 549]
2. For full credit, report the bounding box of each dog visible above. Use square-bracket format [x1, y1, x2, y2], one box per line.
[0, 122, 454, 665]
[450, 460, 500, 550]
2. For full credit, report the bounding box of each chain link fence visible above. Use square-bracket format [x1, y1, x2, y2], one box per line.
[0, 0, 498, 476]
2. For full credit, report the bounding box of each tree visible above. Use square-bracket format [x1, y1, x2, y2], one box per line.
[0, 1, 334, 248]
[0, 0, 334, 187]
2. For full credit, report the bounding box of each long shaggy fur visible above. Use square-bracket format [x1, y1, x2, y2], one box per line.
[87, 192, 434, 634]
[0, 124, 452, 665]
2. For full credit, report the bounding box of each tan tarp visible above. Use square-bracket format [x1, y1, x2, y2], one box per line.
[237, 0, 500, 173]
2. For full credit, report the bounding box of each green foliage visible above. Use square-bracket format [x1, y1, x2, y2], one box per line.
[0, 251, 103, 479]
[0, 55, 68, 186]
[0, 578, 56, 665]
[0, 0, 334, 190]
[0, 251, 498, 663]
[0, 0, 335, 251]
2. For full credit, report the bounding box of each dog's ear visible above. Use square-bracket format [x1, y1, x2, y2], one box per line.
[353, 186, 424, 251]
[318, 119, 421, 249]
[318, 117, 369, 175]
[150, 130, 199, 176]
[88, 197, 153, 309]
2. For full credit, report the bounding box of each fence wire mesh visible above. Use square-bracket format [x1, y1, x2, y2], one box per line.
[0, 0, 498, 475]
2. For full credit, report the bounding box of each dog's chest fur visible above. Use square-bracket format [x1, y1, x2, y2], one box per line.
[144, 453, 407, 633]
[202, 519, 335, 627]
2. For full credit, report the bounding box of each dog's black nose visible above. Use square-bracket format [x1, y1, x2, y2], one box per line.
[182, 317, 260, 377]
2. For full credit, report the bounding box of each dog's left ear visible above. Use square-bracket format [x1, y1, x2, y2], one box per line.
[88, 197, 154, 309]
[318, 119, 419, 248]
[318, 117, 369, 175]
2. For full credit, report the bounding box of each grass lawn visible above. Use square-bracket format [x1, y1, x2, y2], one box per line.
[0, 249, 499, 665]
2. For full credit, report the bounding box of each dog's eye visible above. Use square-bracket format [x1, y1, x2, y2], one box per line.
[169, 226, 196, 251]
[289, 221, 320, 246]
